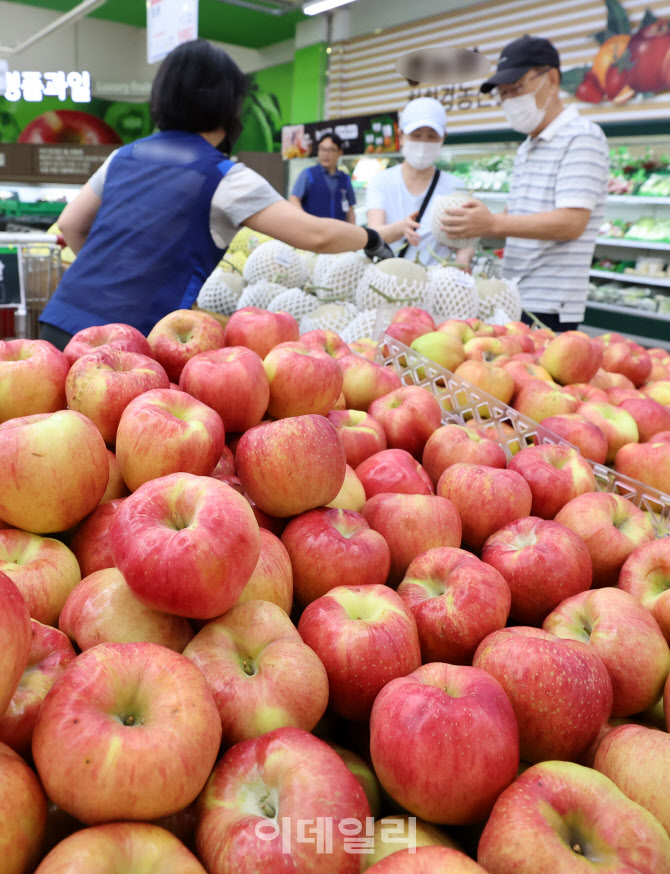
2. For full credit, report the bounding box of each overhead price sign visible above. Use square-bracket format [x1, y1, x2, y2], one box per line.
[147, 0, 199, 65]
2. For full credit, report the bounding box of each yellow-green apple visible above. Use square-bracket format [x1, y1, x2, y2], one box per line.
[263, 341, 343, 418]
[337, 355, 402, 411]
[236, 528, 293, 614]
[298, 584, 421, 721]
[436, 318, 475, 344]
[422, 423, 507, 486]
[481, 517, 592, 626]
[33, 641, 222, 824]
[454, 360, 515, 405]
[619, 538, 670, 641]
[473, 627, 613, 763]
[361, 493, 462, 586]
[223, 306, 300, 359]
[592, 331, 627, 348]
[590, 367, 636, 391]
[618, 397, 670, 442]
[0, 410, 108, 533]
[59, 567, 194, 652]
[642, 380, 670, 406]
[68, 498, 125, 578]
[397, 547, 510, 664]
[101, 449, 130, 502]
[577, 401, 639, 463]
[410, 331, 466, 373]
[0, 338, 69, 423]
[539, 331, 603, 385]
[65, 348, 170, 445]
[0, 620, 75, 757]
[327, 409, 387, 469]
[282, 508, 391, 607]
[63, 322, 153, 366]
[543, 587, 670, 717]
[195, 726, 370, 874]
[513, 379, 580, 422]
[554, 493, 655, 587]
[477, 760, 670, 874]
[115, 388, 225, 492]
[506, 444, 596, 519]
[539, 413, 608, 464]
[385, 320, 431, 346]
[326, 742, 382, 819]
[361, 816, 460, 871]
[370, 662, 519, 825]
[236, 414, 346, 518]
[0, 529, 80, 627]
[436, 464, 532, 553]
[327, 464, 367, 511]
[0, 573, 32, 716]
[110, 472, 260, 619]
[184, 600, 328, 745]
[615, 437, 670, 494]
[502, 359, 554, 399]
[562, 382, 609, 404]
[355, 448, 434, 499]
[594, 724, 670, 836]
[147, 308, 226, 382]
[392, 307, 436, 331]
[0, 740, 47, 874]
[178, 346, 269, 433]
[649, 360, 670, 381]
[463, 336, 510, 362]
[602, 341, 652, 387]
[34, 822, 207, 874]
[466, 318, 497, 336]
[367, 386, 442, 459]
[300, 329, 351, 359]
[366, 846, 487, 872]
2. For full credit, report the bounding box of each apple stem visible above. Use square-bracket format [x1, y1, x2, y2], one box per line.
[572, 843, 584, 855]
[260, 794, 276, 818]
[242, 659, 256, 676]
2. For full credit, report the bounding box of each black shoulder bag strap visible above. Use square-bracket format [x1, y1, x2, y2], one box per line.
[397, 168, 441, 259]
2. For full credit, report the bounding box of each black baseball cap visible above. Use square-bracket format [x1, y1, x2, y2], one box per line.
[480, 35, 560, 93]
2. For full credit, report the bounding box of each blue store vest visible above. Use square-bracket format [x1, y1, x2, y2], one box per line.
[302, 165, 351, 221]
[41, 130, 233, 336]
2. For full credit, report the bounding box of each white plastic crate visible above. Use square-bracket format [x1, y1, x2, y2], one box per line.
[375, 334, 670, 535]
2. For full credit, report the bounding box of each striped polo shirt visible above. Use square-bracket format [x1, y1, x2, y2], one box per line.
[501, 105, 609, 323]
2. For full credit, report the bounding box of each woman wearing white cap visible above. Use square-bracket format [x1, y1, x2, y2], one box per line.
[366, 97, 472, 266]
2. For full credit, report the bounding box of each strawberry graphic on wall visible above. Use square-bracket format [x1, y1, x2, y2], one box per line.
[563, 0, 670, 104]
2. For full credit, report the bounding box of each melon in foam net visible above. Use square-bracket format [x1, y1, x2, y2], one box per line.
[197, 267, 245, 315]
[355, 258, 430, 310]
[430, 192, 480, 249]
[242, 240, 309, 287]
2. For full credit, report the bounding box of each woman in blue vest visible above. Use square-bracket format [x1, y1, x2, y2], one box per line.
[289, 133, 356, 222]
[39, 41, 390, 350]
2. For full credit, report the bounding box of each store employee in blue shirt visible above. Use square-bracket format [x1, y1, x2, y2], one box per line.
[290, 133, 356, 222]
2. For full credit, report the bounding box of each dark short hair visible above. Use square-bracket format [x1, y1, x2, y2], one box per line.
[150, 39, 247, 134]
[320, 133, 344, 150]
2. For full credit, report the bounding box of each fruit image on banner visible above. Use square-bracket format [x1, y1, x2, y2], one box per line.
[563, 0, 670, 104]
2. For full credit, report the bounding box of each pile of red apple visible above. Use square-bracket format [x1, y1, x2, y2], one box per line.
[1, 302, 670, 874]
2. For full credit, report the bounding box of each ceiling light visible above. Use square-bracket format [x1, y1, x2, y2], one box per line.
[303, 0, 357, 16]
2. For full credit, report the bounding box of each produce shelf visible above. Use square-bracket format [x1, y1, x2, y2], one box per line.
[590, 268, 670, 289]
[586, 301, 670, 323]
[608, 194, 670, 206]
[375, 335, 670, 535]
[596, 237, 670, 251]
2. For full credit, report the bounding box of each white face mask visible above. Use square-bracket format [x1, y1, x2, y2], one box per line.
[501, 74, 549, 134]
[402, 140, 443, 170]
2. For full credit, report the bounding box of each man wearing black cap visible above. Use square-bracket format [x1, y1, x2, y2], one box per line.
[443, 35, 609, 331]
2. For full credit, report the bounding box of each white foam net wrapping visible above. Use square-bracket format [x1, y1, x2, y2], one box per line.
[339, 309, 380, 344]
[269, 288, 321, 321]
[299, 301, 359, 334]
[196, 268, 245, 315]
[242, 240, 309, 287]
[312, 252, 372, 302]
[355, 259, 430, 310]
[429, 193, 480, 249]
[427, 265, 479, 320]
[296, 250, 319, 281]
[235, 281, 286, 312]
[475, 276, 522, 324]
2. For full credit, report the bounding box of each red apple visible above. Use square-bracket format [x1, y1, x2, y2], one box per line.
[590, 368, 636, 391]
[236, 414, 346, 518]
[392, 307, 436, 331]
[397, 547, 510, 663]
[562, 382, 609, 405]
[298, 584, 421, 721]
[224, 306, 299, 359]
[540, 331, 602, 385]
[506, 443, 596, 519]
[619, 538, 670, 641]
[422, 423, 507, 486]
[602, 341, 652, 387]
[615, 437, 670, 494]
[0, 572, 32, 716]
[355, 448, 434, 499]
[337, 354, 403, 412]
[384, 320, 430, 346]
[366, 846, 488, 872]
[436, 318, 475, 344]
[33, 641, 222, 824]
[281, 507, 390, 606]
[368, 386, 442, 459]
[0, 410, 108, 534]
[0, 741, 47, 874]
[618, 397, 670, 442]
[110, 472, 261, 619]
[69, 498, 125, 578]
[236, 528, 293, 615]
[539, 413, 608, 464]
[18, 109, 122, 144]
[454, 360, 515, 405]
[300, 329, 351, 359]
[63, 322, 153, 366]
[482, 517, 593, 626]
[115, 388, 225, 492]
[577, 401, 639, 463]
[605, 386, 644, 405]
[513, 379, 580, 422]
[436, 464, 532, 553]
[0, 338, 69, 423]
[147, 309, 227, 382]
[502, 359, 554, 398]
[327, 409, 388, 469]
[264, 341, 343, 418]
[370, 662, 519, 825]
[101, 449, 130, 502]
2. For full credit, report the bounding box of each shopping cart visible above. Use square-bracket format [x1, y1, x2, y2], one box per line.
[0, 232, 64, 340]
